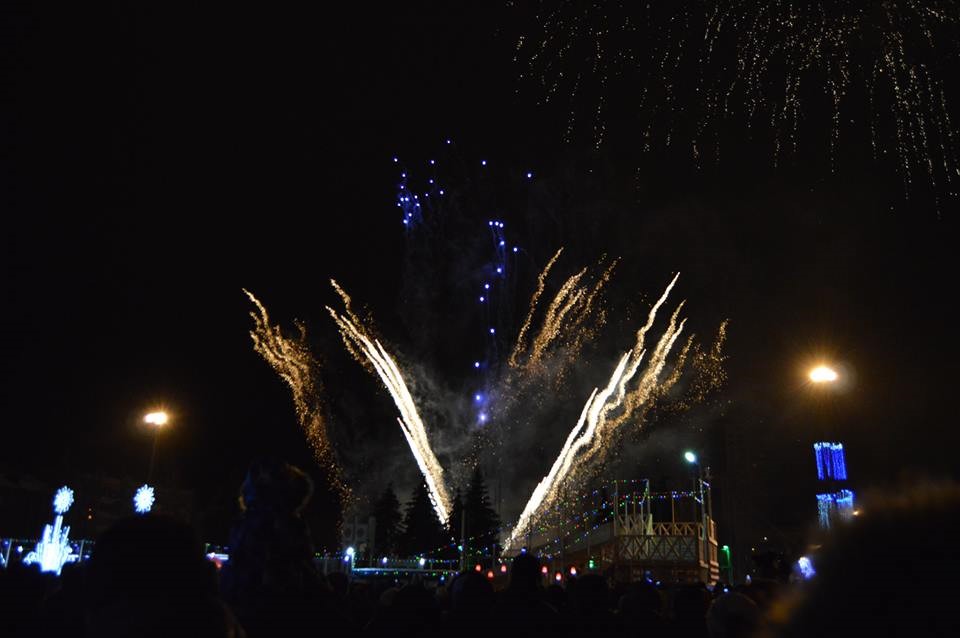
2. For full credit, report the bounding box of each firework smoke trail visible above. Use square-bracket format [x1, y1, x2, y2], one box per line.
[327, 281, 452, 523]
[244, 290, 348, 498]
[504, 274, 685, 551]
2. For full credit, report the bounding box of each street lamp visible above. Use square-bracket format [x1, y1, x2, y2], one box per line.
[144, 411, 168, 483]
[144, 411, 169, 426]
[684, 450, 712, 573]
[805, 363, 856, 528]
[809, 365, 838, 384]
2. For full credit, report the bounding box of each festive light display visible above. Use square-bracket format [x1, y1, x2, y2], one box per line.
[797, 556, 816, 580]
[53, 486, 74, 514]
[817, 493, 834, 529]
[817, 489, 856, 529]
[23, 487, 76, 575]
[813, 440, 852, 529]
[133, 485, 155, 514]
[835, 489, 855, 522]
[813, 442, 848, 481]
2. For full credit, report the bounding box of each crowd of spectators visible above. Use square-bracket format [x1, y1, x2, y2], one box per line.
[1, 460, 956, 637]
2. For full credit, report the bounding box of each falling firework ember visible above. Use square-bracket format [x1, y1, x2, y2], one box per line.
[513, 1, 960, 200]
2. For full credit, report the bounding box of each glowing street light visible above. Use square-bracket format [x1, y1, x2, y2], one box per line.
[144, 410, 170, 483]
[144, 411, 169, 426]
[683, 451, 710, 554]
[809, 365, 838, 384]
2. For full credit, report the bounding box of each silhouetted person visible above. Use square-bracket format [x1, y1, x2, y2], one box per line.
[327, 570, 349, 601]
[438, 571, 494, 637]
[220, 458, 343, 637]
[770, 481, 960, 638]
[85, 514, 242, 637]
[546, 582, 568, 615]
[495, 554, 560, 635]
[569, 573, 618, 636]
[618, 581, 666, 638]
[364, 582, 438, 638]
[706, 592, 759, 638]
[0, 563, 48, 637]
[670, 584, 710, 638]
[34, 560, 88, 636]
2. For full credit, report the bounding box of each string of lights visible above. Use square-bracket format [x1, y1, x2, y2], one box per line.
[813, 442, 848, 481]
[404, 484, 703, 560]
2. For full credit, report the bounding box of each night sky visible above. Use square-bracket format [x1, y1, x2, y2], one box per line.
[2, 3, 957, 552]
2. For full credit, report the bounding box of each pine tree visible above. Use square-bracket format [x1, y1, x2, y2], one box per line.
[464, 466, 501, 554]
[372, 482, 403, 556]
[398, 482, 449, 557]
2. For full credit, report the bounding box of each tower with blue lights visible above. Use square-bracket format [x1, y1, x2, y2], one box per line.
[813, 441, 854, 529]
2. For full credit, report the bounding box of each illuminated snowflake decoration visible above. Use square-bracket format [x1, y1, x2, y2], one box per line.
[53, 487, 74, 515]
[797, 556, 816, 580]
[133, 485, 155, 514]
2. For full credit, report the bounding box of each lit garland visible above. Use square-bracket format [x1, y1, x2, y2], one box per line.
[816, 489, 856, 529]
[813, 442, 848, 481]
[387, 484, 702, 561]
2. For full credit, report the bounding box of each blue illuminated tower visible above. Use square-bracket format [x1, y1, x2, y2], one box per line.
[813, 442, 854, 528]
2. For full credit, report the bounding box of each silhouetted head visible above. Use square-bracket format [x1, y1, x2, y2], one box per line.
[327, 571, 349, 599]
[450, 571, 494, 614]
[571, 573, 609, 616]
[772, 481, 960, 638]
[673, 584, 710, 621]
[86, 515, 236, 637]
[239, 457, 313, 515]
[87, 514, 211, 604]
[546, 582, 567, 610]
[619, 581, 662, 618]
[707, 592, 759, 638]
[392, 583, 435, 616]
[508, 553, 541, 592]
